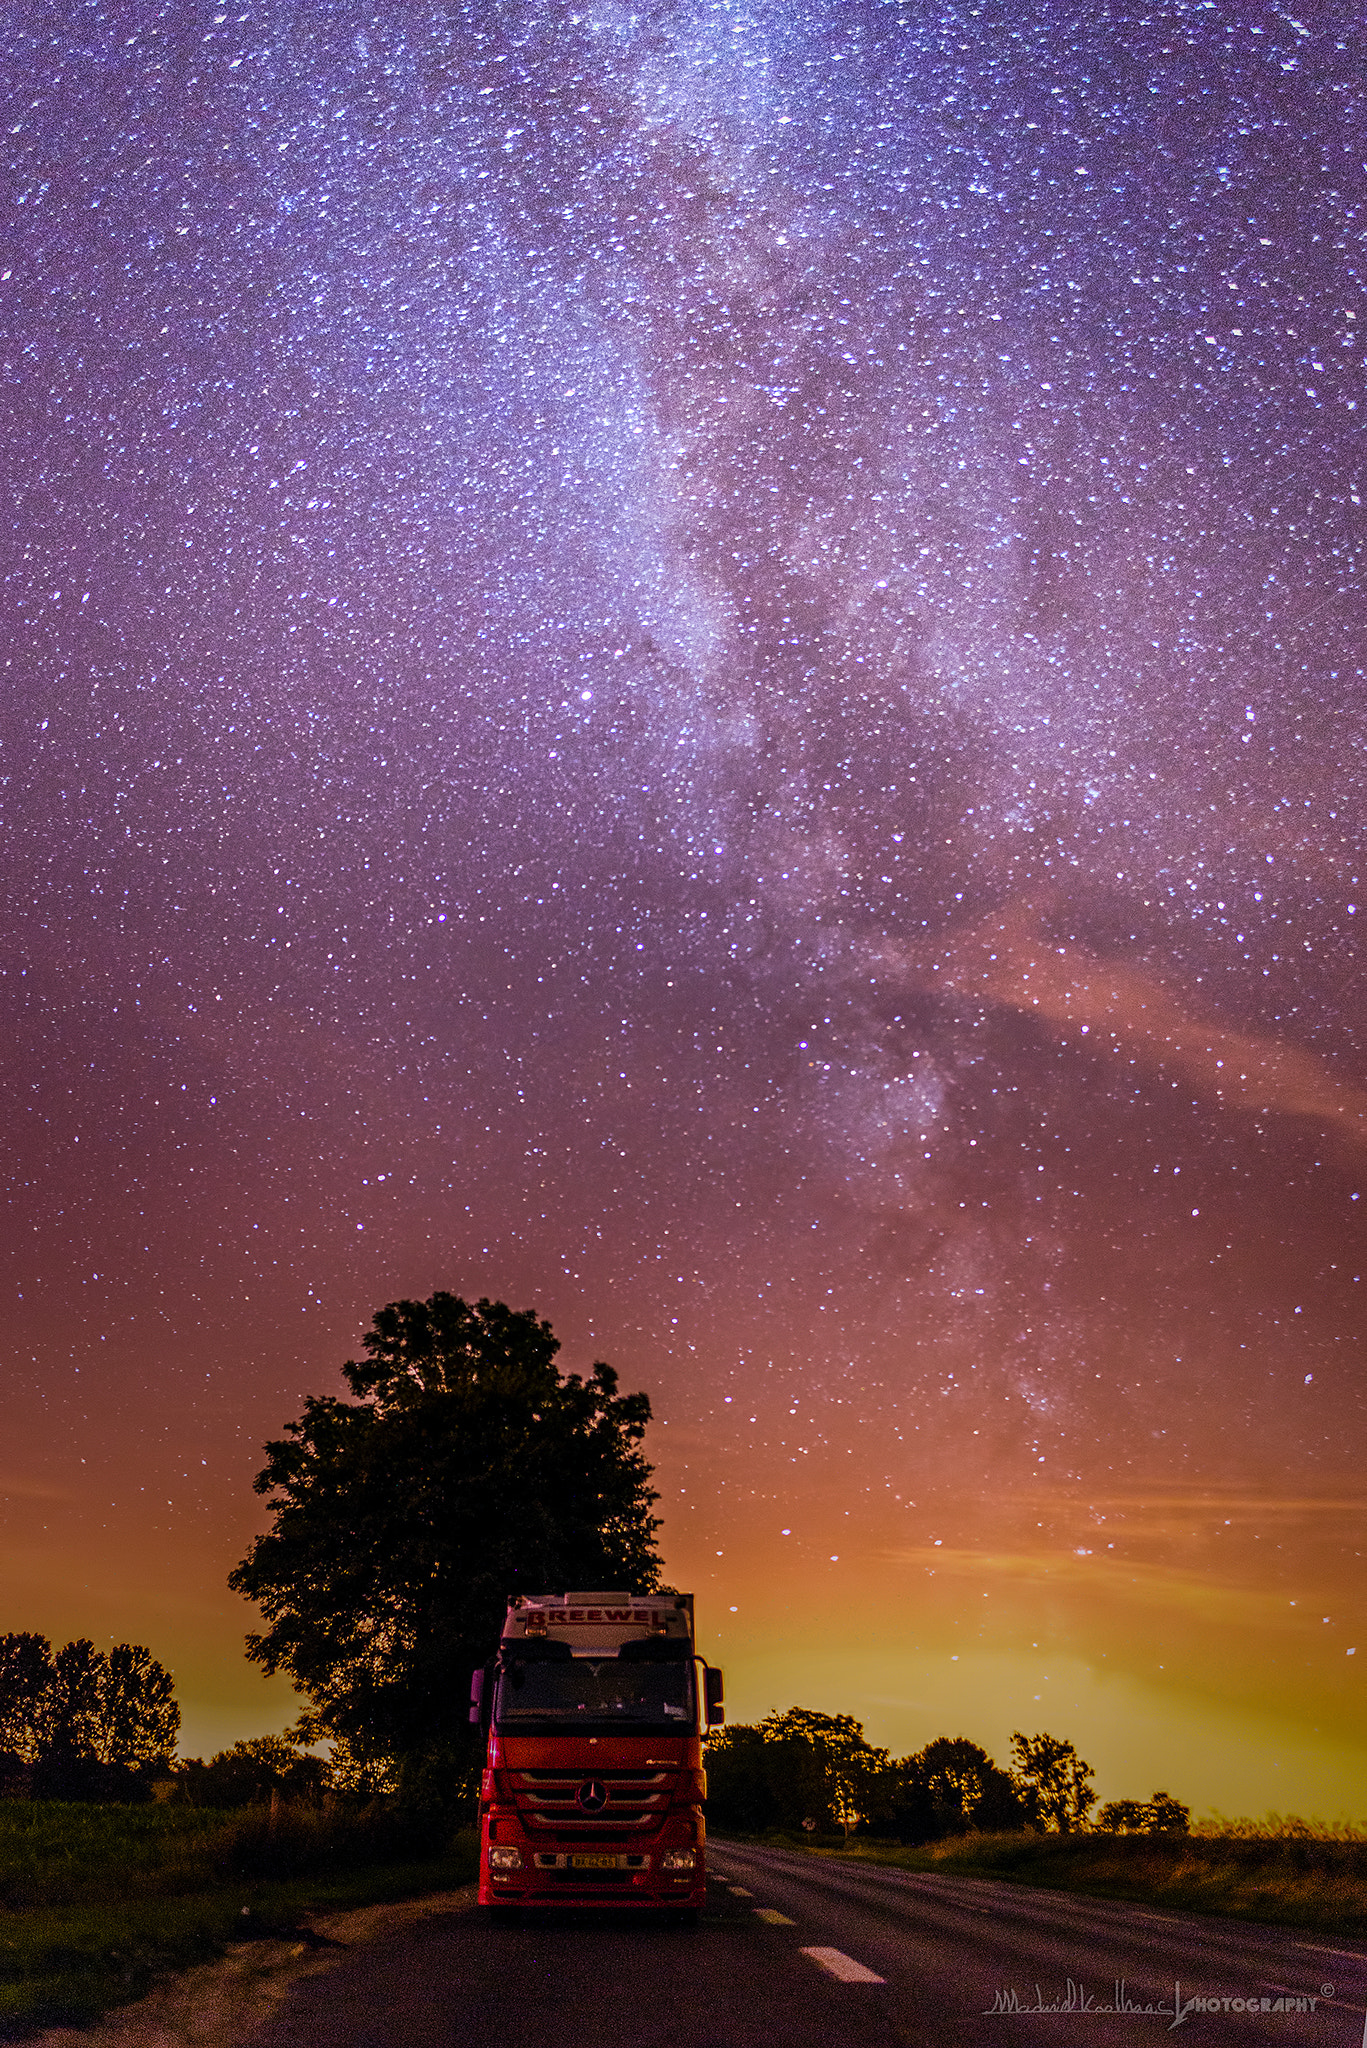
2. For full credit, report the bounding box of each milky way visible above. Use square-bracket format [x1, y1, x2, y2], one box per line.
[2, 1, 1364, 1801]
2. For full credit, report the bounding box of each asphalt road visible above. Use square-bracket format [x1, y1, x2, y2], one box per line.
[252, 1841, 1367, 2048]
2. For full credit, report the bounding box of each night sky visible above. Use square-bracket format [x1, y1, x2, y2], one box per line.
[2, 0, 1363, 1816]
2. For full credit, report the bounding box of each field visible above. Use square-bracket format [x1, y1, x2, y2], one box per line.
[0, 1800, 478, 2037]
[762, 1820, 1367, 1940]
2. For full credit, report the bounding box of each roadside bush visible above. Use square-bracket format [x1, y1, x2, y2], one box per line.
[175, 1735, 329, 1808]
[777, 1823, 1367, 1938]
[199, 1797, 448, 1880]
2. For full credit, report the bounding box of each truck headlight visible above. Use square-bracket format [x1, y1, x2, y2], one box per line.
[489, 1846, 523, 1871]
[659, 1849, 696, 1872]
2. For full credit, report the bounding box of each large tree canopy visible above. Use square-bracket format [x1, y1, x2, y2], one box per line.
[229, 1293, 662, 1772]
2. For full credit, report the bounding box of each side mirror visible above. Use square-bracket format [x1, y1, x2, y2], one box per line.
[469, 1667, 485, 1727]
[704, 1666, 724, 1727]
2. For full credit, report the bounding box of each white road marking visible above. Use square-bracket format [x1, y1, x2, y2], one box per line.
[801, 1946, 886, 1985]
[754, 1907, 797, 1925]
[730, 1886, 754, 1897]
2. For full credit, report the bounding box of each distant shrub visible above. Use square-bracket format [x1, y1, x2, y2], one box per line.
[175, 1734, 329, 1808]
[1098, 1792, 1190, 1835]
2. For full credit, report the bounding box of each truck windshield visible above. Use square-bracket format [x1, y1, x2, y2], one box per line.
[495, 1655, 695, 1733]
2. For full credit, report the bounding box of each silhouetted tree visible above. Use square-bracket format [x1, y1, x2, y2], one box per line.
[917, 1736, 998, 1831]
[862, 1736, 1031, 1842]
[708, 1717, 1035, 1842]
[918, 1735, 1031, 1835]
[1010, 1730, 1096, 1833]
[757, 1709, 890, 1836]
[705, 1724, 837, 1832]
[229, 1293, 662, 1785]
[43, 1639, 110, 1791]
[103, 1643, 180, 1769]
[0, 1633, 57, 1765]
[705, 1709, 890, 1835]
[863, 1752, 940, 1841]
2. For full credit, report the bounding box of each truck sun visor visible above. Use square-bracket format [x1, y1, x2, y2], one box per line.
[501, 1638, 574, 1663]
[616, 1636, 691, 1662]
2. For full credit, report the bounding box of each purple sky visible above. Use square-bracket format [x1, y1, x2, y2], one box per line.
[2, 0, 1364, 1812]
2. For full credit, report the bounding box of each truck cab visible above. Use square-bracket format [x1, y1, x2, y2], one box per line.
[471, 1591, 723, 1921]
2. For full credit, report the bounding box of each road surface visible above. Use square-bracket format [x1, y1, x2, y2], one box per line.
[252, 1839, 1367, 2047]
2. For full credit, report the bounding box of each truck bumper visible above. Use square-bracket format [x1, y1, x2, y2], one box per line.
[480, 1822, 705, 1909]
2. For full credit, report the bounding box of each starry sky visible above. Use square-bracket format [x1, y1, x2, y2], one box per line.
[2, 0, 1364, 1815]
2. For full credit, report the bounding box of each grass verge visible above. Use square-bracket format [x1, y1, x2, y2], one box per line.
[723, 1828, 1367, 1941]
[0, 1803, 478, 2038]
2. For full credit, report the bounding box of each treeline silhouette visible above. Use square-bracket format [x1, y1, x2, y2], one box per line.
[0, 1635, 343, 1809]
[706, 1709, 1189, 1841]
[0, 1633, 179, 1799]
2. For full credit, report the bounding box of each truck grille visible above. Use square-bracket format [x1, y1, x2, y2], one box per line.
[511, 1767, 673, 1830]
[532, 1854, 649, 1871]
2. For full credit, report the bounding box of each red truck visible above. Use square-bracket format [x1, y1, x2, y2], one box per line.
[470, 1590, 723, 1921]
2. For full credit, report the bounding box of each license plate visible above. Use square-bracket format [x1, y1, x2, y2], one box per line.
[568, 1854, 619, 1870]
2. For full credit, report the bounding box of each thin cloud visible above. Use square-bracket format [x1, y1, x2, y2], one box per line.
[1009, 1486, 1367, 1523]
[0, 1475, 76, 1504]
[877, 1540, 1322, 1633]
[917, 902, 1367, 1144]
